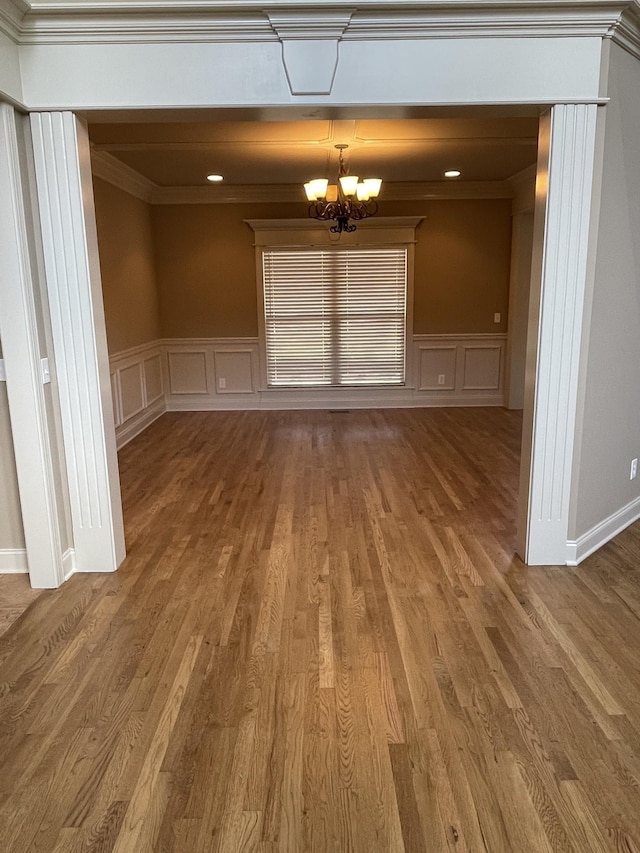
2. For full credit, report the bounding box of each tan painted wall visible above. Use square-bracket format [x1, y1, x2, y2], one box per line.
[384, 199, 511, 334]
[93, 177, 161, 353]
[0, 366, 25, 551]
[572, 44, 640, 538]
[151, 198, 512, 338]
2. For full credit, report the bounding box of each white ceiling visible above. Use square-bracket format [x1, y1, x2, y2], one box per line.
[89, 115, 539, 190]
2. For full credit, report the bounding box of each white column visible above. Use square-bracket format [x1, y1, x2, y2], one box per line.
[520, 104, 600, 565]
[0, 104, 64, 588]
[30, 111, 126, 574]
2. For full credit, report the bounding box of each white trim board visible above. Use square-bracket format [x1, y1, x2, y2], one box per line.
[166, 390, 505, 412]
[0, 549, 28, 573]
[114, 397, 165, 449]
[566, 495, 640, 566]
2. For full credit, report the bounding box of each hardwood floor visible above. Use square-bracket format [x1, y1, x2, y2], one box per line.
[1, 407, 640, 851]
[0, 574, 42, 636]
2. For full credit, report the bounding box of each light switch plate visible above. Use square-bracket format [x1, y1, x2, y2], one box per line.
[41, 357, 51, 384]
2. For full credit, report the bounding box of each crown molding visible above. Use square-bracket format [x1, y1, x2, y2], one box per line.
[90, 136, 518, 205]
[266, 9, 353, 40]
[508, 163, 536, 213]
[611, 4, 640, 61]
[0, 0, 27, 41]
[150, 180, 512, 205]
[90, 147, 155, 201]
[4, 0, 636, 45]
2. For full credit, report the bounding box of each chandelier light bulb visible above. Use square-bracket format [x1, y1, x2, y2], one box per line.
[304, 179, 328, 201]
[363, 178, 382, 198]
[339, 174, 359, 197]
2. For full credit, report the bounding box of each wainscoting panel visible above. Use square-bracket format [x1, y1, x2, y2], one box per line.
[164, 339, 260, 410]
[413, 334, 506, 405]
[417, 346, 457, 391]
[214, 348, 255, 394]
[167, 350, 209, 395]
[462, 345, 502, 391]
[144, 355, 164, 404]
[160, 335, 505, 411]
[119, 362, 145, 422]
[110, 336, 505, 428]
[109, 341, 166, 449]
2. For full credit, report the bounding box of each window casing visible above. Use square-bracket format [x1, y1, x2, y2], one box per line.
[261, 246, 407, 388]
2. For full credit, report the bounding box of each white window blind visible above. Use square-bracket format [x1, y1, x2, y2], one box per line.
[262, 247, 407, 388]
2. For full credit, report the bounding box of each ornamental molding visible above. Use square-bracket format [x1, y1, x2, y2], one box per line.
[1, 0, 638, 48]
[0, 0, 26, 41]
[612, 5, 640, 61]
[266, 9, 354, 40]
[90, 147, 154, 202]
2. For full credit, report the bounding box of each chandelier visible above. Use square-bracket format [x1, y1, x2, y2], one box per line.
[304, 144, 382, 233]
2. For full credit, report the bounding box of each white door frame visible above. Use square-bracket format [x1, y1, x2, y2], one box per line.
[6, 98, 602, 585]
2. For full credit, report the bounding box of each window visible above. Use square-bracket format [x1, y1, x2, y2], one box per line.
[262, 246, 407, 387]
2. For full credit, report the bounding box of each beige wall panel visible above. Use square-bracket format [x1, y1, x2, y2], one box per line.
[119, 362, 145, 422]
[462, 345, 502, 390]
[573, 45, 640, 538]
[0, 383, 26, 550]
[168, 351, 208, 394]
[93, 177, 161, 354]
[151, 199, 512, 339]
[144, 355, 164, 403]
[418, 347, 457, 390]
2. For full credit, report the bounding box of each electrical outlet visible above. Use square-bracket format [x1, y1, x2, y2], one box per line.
[438, 374, 445, 385]
[0, 359, 5, 382]
[494, 312, 501, 324]
[41, 357, 51, 385]
[631, 458, 638, 480]
[218, 377, 226, 389]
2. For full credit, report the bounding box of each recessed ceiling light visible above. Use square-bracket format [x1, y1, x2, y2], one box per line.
[444, 170, 461, 178]
[207, 174, 224, 182]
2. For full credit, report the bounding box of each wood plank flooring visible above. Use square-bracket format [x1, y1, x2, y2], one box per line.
[2, 407, 640, 851]
[0, 574, 42, 636]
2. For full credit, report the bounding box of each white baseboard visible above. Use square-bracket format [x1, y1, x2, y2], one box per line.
[166, 390, 505, 412]
[566, 494, 640, 565]
[0, 547, 77, 582]
[0, 548, 28, 573]
[115, 397, 166, 450]
[63, 548, 76, 581]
